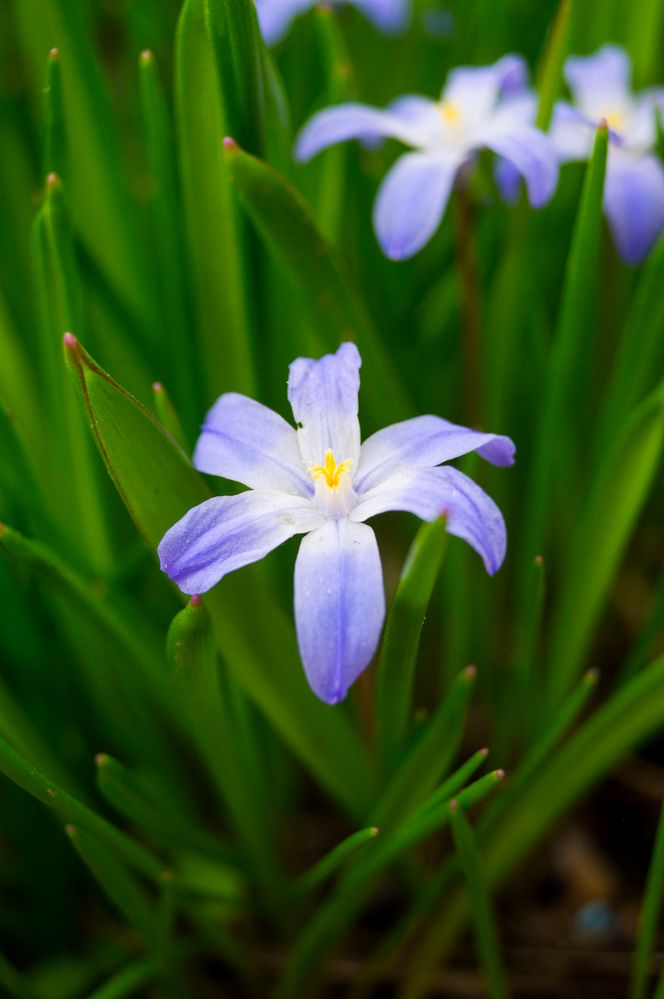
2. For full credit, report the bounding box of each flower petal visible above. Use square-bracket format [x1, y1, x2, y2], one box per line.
[604, 150, 664, 264]
[288, 342, 362, 468]
[443, 54, 528, 123]
[550, 101, 595, 163]
[295, 103, 430, 162]
[373, 151, 461, 260]
[193, 392, 310, 496]
[483, 123, 559, 207]
[294, 519, 385, 704]
[352, 0, 409, 33]
[351, 466, 506, 575]
[255, 0, 311, 45]
[565, 45, 631, 121]
[159, 491, 323, 595]
[354, 414, 515, 493]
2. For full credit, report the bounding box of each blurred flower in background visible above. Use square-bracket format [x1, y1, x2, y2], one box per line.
[295, 54, 559, 259]
[255, 0, 409, 46]
[551, 44, 664, 264]
[159, 344, 514, 704]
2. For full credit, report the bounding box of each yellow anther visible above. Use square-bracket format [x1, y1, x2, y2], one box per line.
[310, 449, 353, 489]
[439, 101, 461, 126]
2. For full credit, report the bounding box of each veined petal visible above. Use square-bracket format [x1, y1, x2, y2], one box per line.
[194, 392, 311, 496]
[373, 151, 462, 260]
[351, 466, 506, 575]
[443, 54, 528, 124]
[255, 0, 312, 45]
[159, 492, 323, 595]
[295, 103, 431, 162]
[352, 0, 409, 33]
[288, 342, 361, 468]
[565, 45, 632, 121]
[604, 150, 664, 265]
[354, 414, 515, 494]
[483, 123, 559, 207]
[294, 520, 385, 704]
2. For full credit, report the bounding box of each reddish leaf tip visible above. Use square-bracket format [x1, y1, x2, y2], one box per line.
[46, 171, 60, 190]
[449, 799, 459, 811]
[63, 332, 77, 350]
[494, 769, 506, 780]
[49, 47, 59, 59]
[95, 753, 109, 767]
[370, 826, 380, 837]
[534, 554, 543, 567]
[479, 747, 490, 758]
[464, 664, 477, 679]
[152, 382, 163, 393]
[140, 49, 153, 64]
[190, 594, 203, 607]
[223, 136, 238, 151]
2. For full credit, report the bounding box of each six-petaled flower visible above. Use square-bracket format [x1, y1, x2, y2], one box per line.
[551, 45, 664, 264]
[159, 344, 515, 705]
[295, 54, 559, 259]
[255, 0, 408, 46]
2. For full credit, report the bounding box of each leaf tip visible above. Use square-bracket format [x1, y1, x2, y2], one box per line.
[449, 799, 459, 812]
[494, 769, 506, 781]
[534, 554, 543, 568]
[463, 663, 477, 681]
[190, 594, 203, 607]
[49, 47, 59, 60]
[95, 753, 109, 768]
[140, 49, 153, 66]
[479, 746, 490, 758]
[63, 332, 77, 350]
[46, 171, 61, 191]
[223, 136, 238, 152]
[65, 823, 77, 838]
[152, 381, 163, 394]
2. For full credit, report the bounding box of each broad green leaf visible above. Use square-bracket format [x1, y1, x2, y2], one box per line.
[225, 142, 411, 430]
[549, 382, 664, 701]
[64, 335, 375, 815]
[377, 517, 447, 767]
[175, 0, 255, 402]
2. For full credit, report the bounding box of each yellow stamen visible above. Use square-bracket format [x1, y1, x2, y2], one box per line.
[439, 100, 461, 126]
[604, 109, 625, 130]
[310, 449, 353, 489]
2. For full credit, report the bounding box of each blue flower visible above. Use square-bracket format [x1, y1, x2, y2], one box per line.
[295, 55, 558, 259]
[255, 0, 409, 46]
[159, 344, 514, 705]
[551, 45, 664, 264]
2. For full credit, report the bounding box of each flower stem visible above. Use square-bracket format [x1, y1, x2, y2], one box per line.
[453, 183, 483, 428]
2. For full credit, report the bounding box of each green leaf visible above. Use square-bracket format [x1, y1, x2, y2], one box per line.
[151, 381, 188, 452]
[371, 665, 477, 829]
[175, 0, 255, 402]
[535, 0, 575, 130]
[376, 517, 447, 767]
[0, 726, 163, 880]
[84, 961, 157, 999]
[296, 826, 380, 897]
[43, 46, 66, 180]
[548, 382, 664, 701]
[450, 805, 509, 999]
[631, 801, 664, 999]
[64, 335, 375, 816]
[66, 825, 155, 936]
[225, 142, 411, 430]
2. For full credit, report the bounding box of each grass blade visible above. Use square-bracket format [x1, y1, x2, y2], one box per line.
[630, 800, 664, 999]
[377, 517, 447, 768]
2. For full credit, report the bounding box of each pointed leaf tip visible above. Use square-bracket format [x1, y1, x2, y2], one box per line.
[46, 171, 61, 190]
[65, 823, 76, 837]
[49, 47, 59, 59]
[449, 799, 459, 811]
[63, 332, 77, 349]
[494, 769, 505, 780]
[140, 50, 153, 65]
[152, 382, 163, 393]
[190, 594, 203, 607]
[464, 664, 478, 680]
[480, 747, 490, 758]
[223, 136, 238, 152]
[95, 753, 110, 768]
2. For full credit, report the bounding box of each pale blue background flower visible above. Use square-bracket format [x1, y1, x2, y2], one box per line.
[551, 45, 664, 264]
[295, 55, 558, 259]
[159, 344, 514, 704]
[255, 0, 409, 46]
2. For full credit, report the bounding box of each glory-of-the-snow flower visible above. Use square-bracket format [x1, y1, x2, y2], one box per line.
[255, 0, 408, 46]
[159, 344, 515, 705]
[294, 54, 558, 260]
[551, 45, 664, 264]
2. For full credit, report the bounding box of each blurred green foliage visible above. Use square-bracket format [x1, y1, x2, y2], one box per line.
[0, 0, 663, 995]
